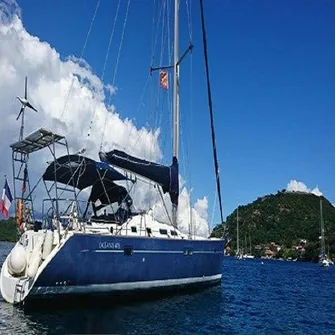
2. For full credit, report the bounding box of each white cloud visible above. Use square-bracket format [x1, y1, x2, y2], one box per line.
[0, 0, 21, 26]
[286, 180, 323, 197]
[149, 186, 210, 237]
[0, 2, 210, 236]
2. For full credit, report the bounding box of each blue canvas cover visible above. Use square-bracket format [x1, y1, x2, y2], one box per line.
[99, 150, 179, 205]
[43, 154, 128, 190]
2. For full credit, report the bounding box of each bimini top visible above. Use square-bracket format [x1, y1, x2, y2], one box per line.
[43, 154, 129, 190]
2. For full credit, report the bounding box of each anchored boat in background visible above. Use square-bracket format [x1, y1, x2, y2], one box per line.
[0, 0, 225, 305]
[318, 199, 330, 267]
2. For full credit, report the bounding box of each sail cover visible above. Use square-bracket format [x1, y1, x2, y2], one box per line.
[99, 150, 179, 205]
[42, 154, 129, 191]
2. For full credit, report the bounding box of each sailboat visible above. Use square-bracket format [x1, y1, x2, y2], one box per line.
[244, 229, 254, 259]
[0, 0, 225, 305]
[319, 199, 329, 267]
[235, 207, 243, 260]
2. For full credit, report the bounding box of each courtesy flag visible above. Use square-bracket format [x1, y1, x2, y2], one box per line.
[159, 71, 169, 90]
[0, 178, 13, 217]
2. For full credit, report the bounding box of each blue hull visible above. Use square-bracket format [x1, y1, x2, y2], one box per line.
[29, 234, 224, 301]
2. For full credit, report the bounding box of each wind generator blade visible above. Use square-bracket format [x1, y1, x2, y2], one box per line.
[26, 102, 38, 112]
[25, 76, 27, 100]
[16, 107, 24, 120]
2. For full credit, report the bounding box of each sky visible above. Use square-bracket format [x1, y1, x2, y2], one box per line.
[0, 0, 334, 231]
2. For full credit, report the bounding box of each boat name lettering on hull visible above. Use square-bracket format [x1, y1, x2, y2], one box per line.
[99, 242, 121, 250]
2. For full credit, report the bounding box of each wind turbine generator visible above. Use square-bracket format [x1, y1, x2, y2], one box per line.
[16, 76, 38, 140]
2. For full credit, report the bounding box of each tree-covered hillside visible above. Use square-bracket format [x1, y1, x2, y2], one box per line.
[0, 218, 17, 242]
[211, 191, 335, 261]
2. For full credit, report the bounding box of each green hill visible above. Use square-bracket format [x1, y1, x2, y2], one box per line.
[0, 218, 17, 242]
[211, 190, 335, 261]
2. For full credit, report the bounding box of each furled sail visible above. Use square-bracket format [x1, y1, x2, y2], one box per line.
[99, 150, 179, 205]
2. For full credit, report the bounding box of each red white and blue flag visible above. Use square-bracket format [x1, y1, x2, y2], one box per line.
[0, 178, 13, 218]
[159, 71, 169, 90]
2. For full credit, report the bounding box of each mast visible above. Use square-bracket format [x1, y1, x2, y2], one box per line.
[236, 207, 239, 255]
[244, 235, 247, 255]
[19, 109, 25, 141]
[172, 0, 180, 228]
[320, 199, 325, 256]
[249, 229, 252, 255]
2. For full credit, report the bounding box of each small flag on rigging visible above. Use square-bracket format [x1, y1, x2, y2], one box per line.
[159, 71, 169, 90]
[0, 178, 13, 218]
[22, 166, 28, 193]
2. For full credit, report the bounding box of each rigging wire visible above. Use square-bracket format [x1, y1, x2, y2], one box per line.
[151, 0, 166, 68]
[112, 0, 131, 86]
[210, 183, 218, 233]
[157, 0, 171, 160]
[151, 0, 157, 60]
[123, 0, 163, 153]
[60, 0, 124, 200]
[129, 0, 169, 157]
[186, 0, 193, 41]
[58, 0, 123, 201]
[199, 0, 224, 225]
[100, 0, 131, 150]
[149, 0, 169, 158]
[179, 0, 194, 234]
[164, 0, 173, 162]
[133, 0, 159, 124]
[60, 0, 101, 121]
[182, 60, 194, 234]
[152, 0, 168, 159]
[180, 0, 193, 181]
[86, 0, 122, 147]
[157, 186, 173, 225]
[143, 0, 173, 217]
[187, 47, 194, 234]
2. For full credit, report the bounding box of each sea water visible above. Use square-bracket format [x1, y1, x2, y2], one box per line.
[0, 241, 334, 334]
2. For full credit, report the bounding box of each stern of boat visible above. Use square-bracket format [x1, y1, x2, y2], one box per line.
[0, 229, 65, 305]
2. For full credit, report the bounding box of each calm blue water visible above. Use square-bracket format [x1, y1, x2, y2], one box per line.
[0, 241, 335, 334]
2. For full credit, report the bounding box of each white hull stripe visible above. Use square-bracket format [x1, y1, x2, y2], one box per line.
[93, 250, 220, 254]
[31, 274, 222, 296]
[93, 250, 124, 253]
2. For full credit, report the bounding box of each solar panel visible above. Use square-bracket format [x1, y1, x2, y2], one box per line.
[10, 128, 65, 154]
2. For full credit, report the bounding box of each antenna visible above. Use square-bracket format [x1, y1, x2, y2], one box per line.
[16, 76, 38, 140]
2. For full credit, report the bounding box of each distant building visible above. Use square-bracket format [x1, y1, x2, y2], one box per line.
[265, 248, 274, 257]
[224, 246, 231, 256]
